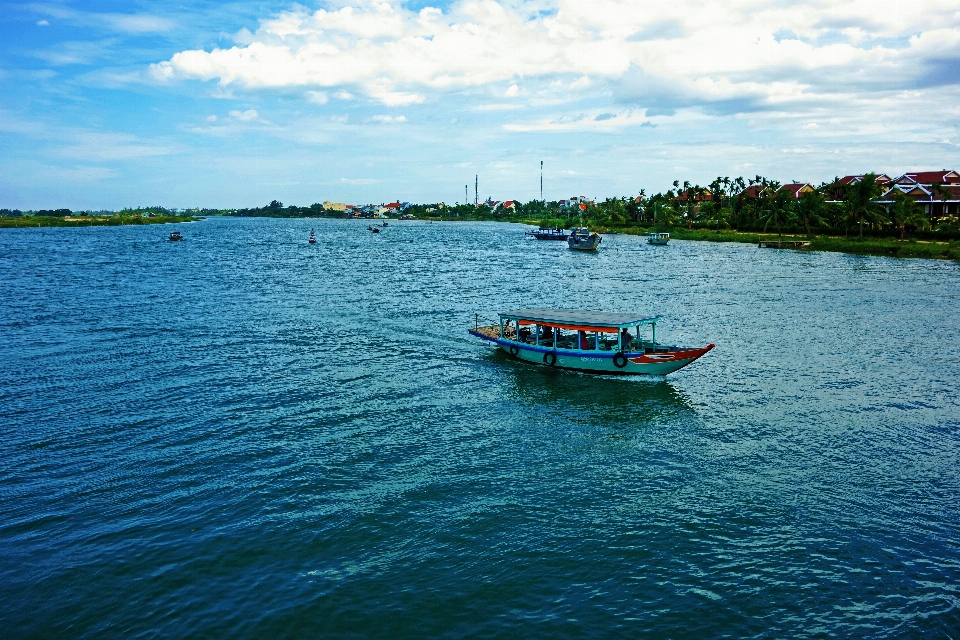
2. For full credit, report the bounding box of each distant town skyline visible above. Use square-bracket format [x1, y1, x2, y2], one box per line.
[2, 0, 960, 209]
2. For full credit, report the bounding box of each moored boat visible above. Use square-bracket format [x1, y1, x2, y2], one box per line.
[647, 232, 670, 245]
[567, 227, 601, 251]
[169, 231, 182, 241]
[469, 308, 713, 375]
[525, 226, 569, 240]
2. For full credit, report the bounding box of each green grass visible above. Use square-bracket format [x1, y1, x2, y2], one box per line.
[594, 225, 960, 261]
[0, 215, 198, 228]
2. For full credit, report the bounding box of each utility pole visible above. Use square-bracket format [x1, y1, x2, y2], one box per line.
[540, 160, 543, 202]
[465, 184, 468, 204]
[475, 175, 478, 206]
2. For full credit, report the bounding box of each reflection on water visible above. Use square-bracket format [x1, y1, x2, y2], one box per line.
[490, 349, 697, 426]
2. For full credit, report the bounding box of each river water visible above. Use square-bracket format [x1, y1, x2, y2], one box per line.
[2, 217, 959, 637]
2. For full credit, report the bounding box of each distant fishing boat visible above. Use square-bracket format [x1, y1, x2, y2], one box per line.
[371, 227, 380, 234]
[169, 231, 182, 241]
[567, 227, 601, 251]
[647, 232, 670, 245]
[525, 226, 569, 240]
[470, 308, 713, 375]
[308, 229, 316, 244]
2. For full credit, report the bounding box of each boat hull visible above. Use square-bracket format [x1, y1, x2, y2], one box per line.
[568, 236, 601, 251]
[469, 330, 713, 375]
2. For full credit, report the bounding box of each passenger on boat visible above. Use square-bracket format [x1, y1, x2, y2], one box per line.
[540, 325, 554, 345]
[621, 328, 633, 350]
[578, 330, 591, 350]
[519, 327, 531, 343]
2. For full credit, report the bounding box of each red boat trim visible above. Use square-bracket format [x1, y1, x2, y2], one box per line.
[628, 343, 714, 364]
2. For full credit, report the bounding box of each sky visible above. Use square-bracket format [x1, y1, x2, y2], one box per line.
[2, 0, 960, 209]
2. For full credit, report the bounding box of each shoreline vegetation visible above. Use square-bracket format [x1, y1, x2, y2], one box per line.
[0, 214, 198, 228]
[0, 206, 199, 228]
[5, 171, 960, 261]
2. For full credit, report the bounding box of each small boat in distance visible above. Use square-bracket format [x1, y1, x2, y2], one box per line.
[469, 308, 713, 375]
[526, 226, 569, 241]
[169, 231, 182, 241]
[308, 229, 316, 244]
[647, 232, 670, 245]
[568, 227, 601, 251]
[372, 227, 381, 234]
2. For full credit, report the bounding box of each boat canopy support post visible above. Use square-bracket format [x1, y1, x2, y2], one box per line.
[652, 322, 656, 348]
[499, 318, 504, 339]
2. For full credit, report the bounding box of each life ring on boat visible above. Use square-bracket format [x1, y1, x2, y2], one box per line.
[613, 352, 628, 368]
[509, 345, 519, 357]
[543, 351, 557, 366]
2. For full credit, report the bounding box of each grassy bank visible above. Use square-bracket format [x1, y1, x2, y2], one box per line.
[0, 215, 199, 228]
[591, 225, 960, 261]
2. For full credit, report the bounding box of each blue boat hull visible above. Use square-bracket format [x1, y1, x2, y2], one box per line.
[469, 329, 713, 376]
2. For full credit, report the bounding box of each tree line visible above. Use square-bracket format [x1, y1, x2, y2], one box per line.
[433, 173, 957, 240]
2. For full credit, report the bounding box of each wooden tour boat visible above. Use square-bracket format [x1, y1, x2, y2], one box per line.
[470, 308, 714, 375]
[647, 232, 670, 245]
[568, 227, 602, 251]
[526, 226, 569, 241]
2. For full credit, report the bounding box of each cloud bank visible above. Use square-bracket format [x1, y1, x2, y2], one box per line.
[150, 0, 960, 122]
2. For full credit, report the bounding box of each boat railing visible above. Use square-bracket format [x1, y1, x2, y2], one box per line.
[475, 313, 500, 330]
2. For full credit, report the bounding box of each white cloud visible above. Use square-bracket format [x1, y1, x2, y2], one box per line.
[148, 0, 960, 126]
[306, 91, 328, 105]
[504, 110, 651, 132]
[37, 20, 49, 26]
[371, 115, 406, 123]
[30, 5, 175, 33]
[229, 109, 259, 121]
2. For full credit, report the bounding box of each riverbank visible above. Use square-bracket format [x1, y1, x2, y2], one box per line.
[593, 225, 960, 261]
[0, 215, 199, 228]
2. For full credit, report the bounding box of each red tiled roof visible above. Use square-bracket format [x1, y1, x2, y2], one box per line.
[839, 173, 892, 186]
[895, 170, 960, 185]
[738, 185, 767, 198]
[778, 183, 815, 198]
[676, 191, 713, 201]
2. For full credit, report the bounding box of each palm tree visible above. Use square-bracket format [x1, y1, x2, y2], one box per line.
[795, 190, 826, 237]
[844, 173, 884, 237]
[758, 188, 794, 238]
[890, 191, 931, 240]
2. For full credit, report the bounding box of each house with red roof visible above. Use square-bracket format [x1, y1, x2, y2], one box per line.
[778, 183, 816, 199]
[880, 182, 960, 219]
[676, 190, 713, 202]
[892, 170, 960, 186]
[839, 174, 893, 186]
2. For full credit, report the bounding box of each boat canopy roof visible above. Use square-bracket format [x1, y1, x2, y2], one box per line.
[500, 308, 659, 330]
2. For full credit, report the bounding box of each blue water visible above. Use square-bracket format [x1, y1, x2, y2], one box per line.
[2, 217, 959, 638]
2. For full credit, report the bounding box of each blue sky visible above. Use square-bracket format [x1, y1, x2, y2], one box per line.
[2, 0, 960, 209]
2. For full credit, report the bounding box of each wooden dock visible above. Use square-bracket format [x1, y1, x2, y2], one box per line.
[758, 241, 810, 249]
